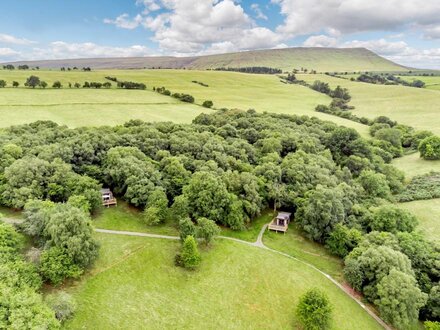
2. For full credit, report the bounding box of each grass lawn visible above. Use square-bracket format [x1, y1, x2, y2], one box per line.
[263, 224, 344, 282]
[392, 152, 440, 179]
[0, 70, 369, 136]
[399, 199, 440, 242]
[300, 74, 440, 135]
[0, 87, 206, 128]
[93, 201, 178, 236]
[63, 234, 382, 330]
[220, 209, 275, 242]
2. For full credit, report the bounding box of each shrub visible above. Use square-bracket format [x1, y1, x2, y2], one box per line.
[325, 224, 362, 257]
[52, 81, 62, 89]
[39, 247, 83, 285]
[178, 217, 196, 241]
[296, 288, 332, 330]
[202, 100, 213, 108]
[12, 81, 19, 87]
[370, 206, 418, 233]
[45, 291, 77, 322]
[396, 172, 440, 202]
[196, 217, 220, 245]
[419, 136, 440, 160]
[176, 235, 201, 270]
[425, 321, 440, 330]
[0, 80, 6, 88]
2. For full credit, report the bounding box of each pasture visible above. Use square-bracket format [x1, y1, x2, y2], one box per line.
[0, 69, 370, 135]
[63, 233, 382, 330]
[392, 152, 440, 179]
[398, 75, 440, 91]
[299, 74, 440, 135]
[399, 199, 440, 242]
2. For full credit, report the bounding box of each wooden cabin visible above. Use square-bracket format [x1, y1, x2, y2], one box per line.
[268, 212, 292, 233]
[101, 188, 117, 207]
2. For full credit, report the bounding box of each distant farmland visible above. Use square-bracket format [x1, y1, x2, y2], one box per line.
[0, 69, 369, 135]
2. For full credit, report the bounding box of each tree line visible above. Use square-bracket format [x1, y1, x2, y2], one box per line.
[214, 66, 282, 74]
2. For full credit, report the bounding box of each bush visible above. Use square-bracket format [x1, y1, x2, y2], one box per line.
[425, 321, 440, 330]
[178, 217, 196, 241]
[419, 136, 440, 160]
[396, 172, 440, 202]
[296, 288, 332, 330]
[325, 224, 362, 257]
[45, 291, 77, 322]
[52, 81, 62, 89]
[39, 247, 83, 285]
[196, 217, 220, 245]
[176, 235, 201, 270]
[202, 100, 213, 108]
[370, 205, 418, 233]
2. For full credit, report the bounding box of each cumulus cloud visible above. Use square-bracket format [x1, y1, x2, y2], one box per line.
[273, 0, 440, 37]
[303, 35, 339, 48]
[342, 38, 410, 55]
[0, 33, 35, 45]
[30, 42, 153, 60]
[105, 0, 283, 55]
[104, 13, 144, 29]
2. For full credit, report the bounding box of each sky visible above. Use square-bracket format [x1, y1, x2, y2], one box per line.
[0, 0, 439, 68]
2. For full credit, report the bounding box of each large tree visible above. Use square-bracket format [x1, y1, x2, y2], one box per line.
[375, 269, 427, 329]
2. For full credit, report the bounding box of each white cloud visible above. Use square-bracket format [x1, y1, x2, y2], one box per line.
[251, 3, 268, 20]
[30, 41, 153, 59]
[343, 38, 410, 56]
[323, 36, 440, 69]
[303, 35, 339, 48]
[103, 13, 144, 29]
[0, 33, 35, 45]
[104, 0, 283, 55]
[272, 0, 440, 38]
[423, 25, 440, 39]
[0, 47, 20, 57]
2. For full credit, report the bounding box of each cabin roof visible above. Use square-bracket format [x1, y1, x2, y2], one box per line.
[101, 188, 111, 194]
[276, 212, 291, 220]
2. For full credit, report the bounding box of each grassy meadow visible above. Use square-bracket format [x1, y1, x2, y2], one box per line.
[398, 75, 440, 91]
[299, 74, 440, 135]
[392, 152, 440, 179]
[0, 69, 369, 135]
[399, 199, 440, 242]
[63, 234, 382, 330]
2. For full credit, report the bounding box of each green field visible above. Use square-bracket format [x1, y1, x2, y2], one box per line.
[0, 69, 369, 135]
[392, 153, 440, 179]
[300, 74, 440, 135]
[399, 76, 440, 91]
[399, 199, 440, 242]
[63, 234, 381, 330]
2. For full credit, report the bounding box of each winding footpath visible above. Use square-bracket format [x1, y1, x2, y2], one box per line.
[3, 217, 390, 329]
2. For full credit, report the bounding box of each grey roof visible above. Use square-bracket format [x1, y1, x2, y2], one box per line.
[277, 212, 291, 220]
[101, 188, 111, 193]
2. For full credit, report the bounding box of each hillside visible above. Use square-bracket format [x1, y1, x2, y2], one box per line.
[2, 47, 406, 72]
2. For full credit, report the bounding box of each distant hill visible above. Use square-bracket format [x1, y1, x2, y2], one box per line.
[2, 47, 406, 72]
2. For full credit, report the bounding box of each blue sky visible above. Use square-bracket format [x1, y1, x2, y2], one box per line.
[0, 0, 439, 68]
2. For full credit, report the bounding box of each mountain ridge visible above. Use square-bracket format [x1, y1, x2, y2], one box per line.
[2, 47, 407, 72]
